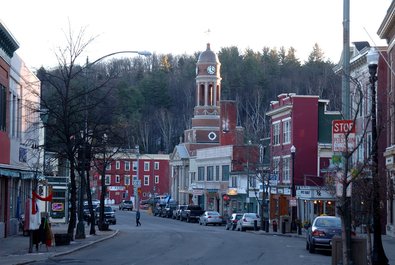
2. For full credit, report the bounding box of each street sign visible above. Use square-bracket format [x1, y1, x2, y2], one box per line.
[132, 180, 141, 188]
[332, 120, 355, 152]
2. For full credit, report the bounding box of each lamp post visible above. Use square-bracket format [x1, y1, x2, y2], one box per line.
[246, 140, 252, 213]
[75, 50, 151, 239]
[134, 145, 140, 210]
[290, 145, 297, 233]
[367, 47, 388, 265]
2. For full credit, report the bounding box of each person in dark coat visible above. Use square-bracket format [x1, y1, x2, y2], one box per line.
[136, 210, 141, 226]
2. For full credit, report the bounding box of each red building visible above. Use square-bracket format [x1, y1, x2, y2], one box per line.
[91, 152, 170, 205]
[266, 93, 340, 225]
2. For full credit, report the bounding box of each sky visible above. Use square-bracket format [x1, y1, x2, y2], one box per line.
[1, 0, 392, 71]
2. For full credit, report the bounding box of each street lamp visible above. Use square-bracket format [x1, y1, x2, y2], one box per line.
[75, 50, 151, 239]
[367, 47, 388, 265]
[290, 145, 297, 233]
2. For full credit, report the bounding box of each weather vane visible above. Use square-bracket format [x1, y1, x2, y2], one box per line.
[204, 28, 211, 44]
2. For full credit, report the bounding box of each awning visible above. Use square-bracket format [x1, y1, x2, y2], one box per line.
[0, 168, 20, 177]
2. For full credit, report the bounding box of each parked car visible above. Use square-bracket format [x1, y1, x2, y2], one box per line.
[161, 201, 178, 218]
[306, 216, 342, 253]
[83, 202, 100, 222]
[119, 200, 134, 211]
[95, 205, 116, 225]
[172, 205, 188, 220]
[199, 211, 223, 226]
[153, 202, 166, 216]
[180, 205, 205, 222]
[236, 213, 260, 231]
[225, 213, 243, 230]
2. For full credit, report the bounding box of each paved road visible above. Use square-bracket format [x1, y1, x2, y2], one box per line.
[30, 210, 331, 265]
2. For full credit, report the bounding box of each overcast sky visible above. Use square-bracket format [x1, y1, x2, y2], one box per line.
[1, 0, 391, 70]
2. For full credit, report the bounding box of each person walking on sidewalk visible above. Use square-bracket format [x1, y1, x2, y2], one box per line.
[136, 210, 141, 226]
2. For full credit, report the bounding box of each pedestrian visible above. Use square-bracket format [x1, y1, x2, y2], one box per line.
[136, 210, 141, 226]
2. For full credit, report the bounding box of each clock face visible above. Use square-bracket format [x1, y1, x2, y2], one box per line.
[208, 131, 217, 141]
[207, 65, 215, 75]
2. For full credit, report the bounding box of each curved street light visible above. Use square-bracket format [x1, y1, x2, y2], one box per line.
[75, 50, 151, 239]
[367, 47, 388, 265]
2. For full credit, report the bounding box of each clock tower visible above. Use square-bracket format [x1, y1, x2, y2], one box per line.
[184, 43, 222, 146]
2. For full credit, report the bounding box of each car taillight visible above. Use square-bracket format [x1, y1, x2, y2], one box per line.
[208, 216, 212, 218]
[312, 230, 326, 237]
[219, 216, 222, 219]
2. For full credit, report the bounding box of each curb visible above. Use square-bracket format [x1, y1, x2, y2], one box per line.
[15, 229, 119, 265]
[52, 229, 119, 258]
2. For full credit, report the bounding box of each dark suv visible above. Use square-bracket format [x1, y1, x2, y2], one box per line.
[161, 202, 177, 218]
[95, 206, 116, 225]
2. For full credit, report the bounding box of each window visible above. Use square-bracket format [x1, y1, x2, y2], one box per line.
[366, 83, 372, 116]
[273, 122, 280, 145]
[116, 161, 120, 169]
[144, 175, 149, 185]
[367, 133, 372, 158]
[125, 161, 130, 171]
[155, 175, 159, 184]
[215, 166, 220, 181]
[356, 135, 364, 162]
[231, 176, 237, 188]
[124, 175, 130, 185]
[249, 176, 257, 188]
[198, 167, 205, 181]
[207, 166, 214, 181]
[144, 161, 150, 171]
[154, 162, 159, 170]
[106, 163, 111, 170]
[282, 156, 291, 183]
[222, 165, 230, 181]
[133, 161, 138, 171]
[272, 157, 280, 181]
[133, 175, 138, 181]
[191, 172, 196, 182]
[282, 119, 291, 144]
[115, 175, 120, 183]
[0, 85, 6, 131]
[105, 175, 111, 185]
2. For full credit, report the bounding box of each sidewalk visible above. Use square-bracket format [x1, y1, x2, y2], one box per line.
[0, 223, 118, 265]
[250, 226, 395, 263]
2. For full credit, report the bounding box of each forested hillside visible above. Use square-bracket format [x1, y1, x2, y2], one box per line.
[39, 43, 341, 155]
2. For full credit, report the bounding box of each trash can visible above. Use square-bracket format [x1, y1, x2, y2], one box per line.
[332, 236, 367, 265]
[280, 215, 291, 233]
[54, 233, 71, 246]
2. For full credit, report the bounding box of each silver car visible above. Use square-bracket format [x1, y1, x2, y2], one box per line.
[236, 213, 260, 231]
[199, 211, 223, 226]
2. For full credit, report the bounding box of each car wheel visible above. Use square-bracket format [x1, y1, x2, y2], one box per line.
[306, 241, 309, 250]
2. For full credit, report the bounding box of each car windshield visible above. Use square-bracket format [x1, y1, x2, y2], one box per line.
[97, 206, 113, 212]
[124, 201, 132, 204]
[245, 213, 259, 218]
[315, 218, 341, 227]
[207, 212, 219, 215]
